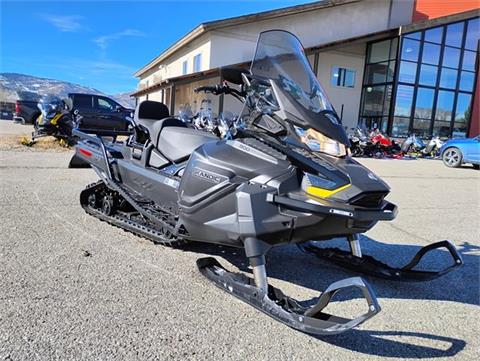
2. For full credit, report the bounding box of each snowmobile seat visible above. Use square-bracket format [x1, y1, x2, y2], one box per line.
[134, 100, 187, 146]
[158, 127, 217, 163]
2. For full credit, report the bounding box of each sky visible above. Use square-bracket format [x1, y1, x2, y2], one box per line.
[1, 0, 316, 94]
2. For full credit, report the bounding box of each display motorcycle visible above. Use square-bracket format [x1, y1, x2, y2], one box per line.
[72, 31, 462, 335]
[30, 95, 77, 145]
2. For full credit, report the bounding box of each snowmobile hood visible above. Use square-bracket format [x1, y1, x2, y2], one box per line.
[250, 30, 350, 146]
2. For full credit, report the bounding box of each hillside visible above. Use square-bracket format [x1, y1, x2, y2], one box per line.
[0, 73, 135, 108]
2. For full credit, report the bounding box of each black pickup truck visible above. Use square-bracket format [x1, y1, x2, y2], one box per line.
[14, 93, 133, 130]
[13, 100, 40, 124]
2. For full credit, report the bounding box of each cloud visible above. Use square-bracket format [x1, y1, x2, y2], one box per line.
[93, 29, 145, 53]
[40, 14, 85, 32]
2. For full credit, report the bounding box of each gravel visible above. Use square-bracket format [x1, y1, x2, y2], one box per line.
[0, 129, 479, 360]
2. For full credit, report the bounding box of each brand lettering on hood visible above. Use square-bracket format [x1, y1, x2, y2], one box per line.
[193, 168, 227, 184]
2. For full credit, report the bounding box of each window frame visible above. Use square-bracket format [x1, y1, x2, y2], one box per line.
[331, 66, 356, 88]
[390, 16, 478, 138]
[95, 96, 118, 111]
[182, 60, 188, 75]
[193, 53, 202, 73]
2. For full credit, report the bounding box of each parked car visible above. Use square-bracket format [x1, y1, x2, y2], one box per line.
[1, 108, 13, 120]
[439, 135, 480, 169]
[69, 93, 133, 131]
[14, 100, 41, 124]
[14, 93, 133, 131]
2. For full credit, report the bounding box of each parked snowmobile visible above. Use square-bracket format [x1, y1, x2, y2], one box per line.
[421, 136, 444, 157]
[349, 127, 375, 157]
[401, 133, 426, 156]
[30, 95, 76, 145]
[72, 30, 462, 335]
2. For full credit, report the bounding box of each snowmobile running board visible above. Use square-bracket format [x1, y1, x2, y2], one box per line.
[298, 240, 463, 282]
[197, 257, 380, 335]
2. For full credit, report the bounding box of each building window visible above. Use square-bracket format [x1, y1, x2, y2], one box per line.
[193, 53, 202, 72]
[331, 67, 356, 87]
[359, 37, 398, 131]
[182, 60, 188, 75]
[388, 16, 479, 138]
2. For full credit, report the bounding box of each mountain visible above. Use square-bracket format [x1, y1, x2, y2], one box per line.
[0, 73, 135, 108]
[110, 92, 136, 109]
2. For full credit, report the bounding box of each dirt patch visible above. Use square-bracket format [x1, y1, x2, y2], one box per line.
[0, 135, 72, 152]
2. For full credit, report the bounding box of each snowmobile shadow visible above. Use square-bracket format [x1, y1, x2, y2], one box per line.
[317, 330, 465, 358]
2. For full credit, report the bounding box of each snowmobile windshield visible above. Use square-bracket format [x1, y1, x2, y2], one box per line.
[38, 96, 63, 119]
[250, 30, 349, 145]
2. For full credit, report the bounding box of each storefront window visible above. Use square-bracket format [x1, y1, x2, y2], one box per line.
[398, 61, 417, 83]
[439, 68, 458, 89]
[465, 18, 479, 50]
[419, 64, 437, 86]
[459, 71, 475, 92]
[445, 22, 464, 47]
[401, 38, 420, 62]
[368, 40, 391, 63]
[414, 87, 435, 119]
[435, 90, 454, 121]
[462, 50, 477, 71]
[442, 47, 461, 68]
[422, 42, 441, 65]
[391, 117, 410, 136]
[389, 17, 478, 137]
[455, 93, 472, 122]
[394, 85, 414, 117]
[425, 27, 443, 44]
[360, 38, 398, 131]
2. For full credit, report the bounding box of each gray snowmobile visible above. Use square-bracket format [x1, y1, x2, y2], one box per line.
[72, 30, 462, 335]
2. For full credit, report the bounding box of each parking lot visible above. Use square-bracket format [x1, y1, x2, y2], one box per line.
[0, 121, 479, 360]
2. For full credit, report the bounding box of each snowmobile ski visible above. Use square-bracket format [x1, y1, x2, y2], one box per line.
[298, 238, 463, 282]
[197, 257, 380, 335]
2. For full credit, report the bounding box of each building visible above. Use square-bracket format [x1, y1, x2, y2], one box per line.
[132, 0, 480, 138]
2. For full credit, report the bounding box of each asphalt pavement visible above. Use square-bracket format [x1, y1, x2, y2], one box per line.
[0, 121, 479, 360]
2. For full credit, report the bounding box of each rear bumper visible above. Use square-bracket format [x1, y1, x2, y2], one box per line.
[13, 116, 25, 124]
[268, 193, 398, 222]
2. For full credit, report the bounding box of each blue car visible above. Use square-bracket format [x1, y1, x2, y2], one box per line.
[439, 135, 480, 169]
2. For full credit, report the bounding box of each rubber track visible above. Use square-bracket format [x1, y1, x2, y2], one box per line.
[80, 181, 186, 247]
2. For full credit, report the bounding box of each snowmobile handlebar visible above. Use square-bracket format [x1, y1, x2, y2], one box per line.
[194, 85, 245, 97]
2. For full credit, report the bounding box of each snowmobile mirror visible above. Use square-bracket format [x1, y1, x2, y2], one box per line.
[241, 72, 251, 87]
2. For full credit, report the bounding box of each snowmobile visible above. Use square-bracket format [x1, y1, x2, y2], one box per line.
[72, 30, 462, 335]
[24, 95, 77, 146]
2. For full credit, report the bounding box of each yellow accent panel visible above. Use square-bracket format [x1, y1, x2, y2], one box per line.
[306, 183, 350, 198]
[37, 114, 43, 125]
[50, 113, 63, 126]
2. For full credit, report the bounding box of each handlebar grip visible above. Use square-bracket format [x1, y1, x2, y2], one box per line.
[194, 85, 219, 94]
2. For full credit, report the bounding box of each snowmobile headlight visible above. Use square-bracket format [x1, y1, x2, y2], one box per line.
[294, 126, 347, 157]
[302, 172, 350, 199]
